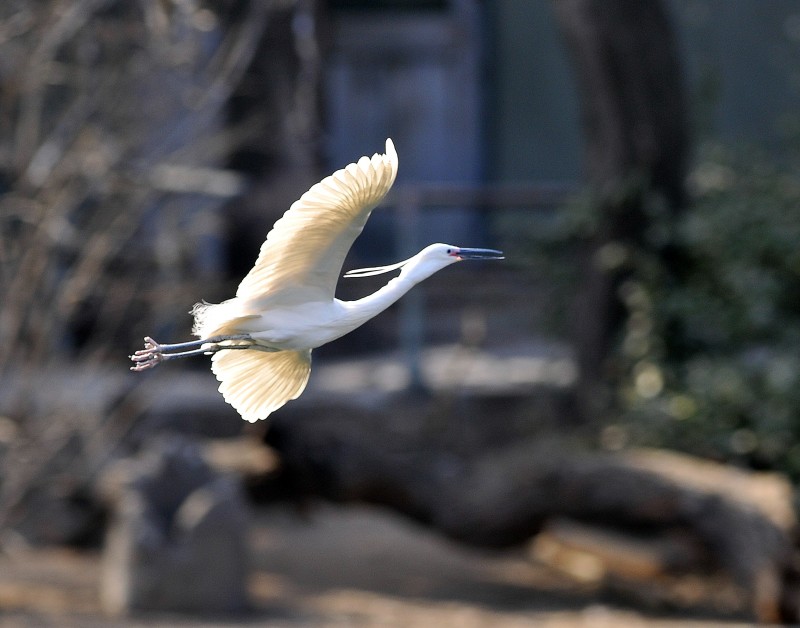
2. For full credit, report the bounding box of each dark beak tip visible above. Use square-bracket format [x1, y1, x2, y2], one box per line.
[458, 247, 504, 260]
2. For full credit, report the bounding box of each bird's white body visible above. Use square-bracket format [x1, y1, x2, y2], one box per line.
[132, 139, 503, 422]
[198, 298, 376, 351]
[194, 297, 349, 351]
[246, 301, 360, 350]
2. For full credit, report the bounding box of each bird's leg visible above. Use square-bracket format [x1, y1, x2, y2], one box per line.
[129, 334, 254, 371]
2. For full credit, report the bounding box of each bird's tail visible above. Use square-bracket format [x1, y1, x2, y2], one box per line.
[191, 299, 258, 339]
[211, 348, 312, 422]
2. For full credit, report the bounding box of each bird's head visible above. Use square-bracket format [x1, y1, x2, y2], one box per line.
[400, 243, 504, 282]
[344, 242, 504, 282]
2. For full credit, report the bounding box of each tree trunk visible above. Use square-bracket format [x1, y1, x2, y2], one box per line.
[551, 0, 688, 419]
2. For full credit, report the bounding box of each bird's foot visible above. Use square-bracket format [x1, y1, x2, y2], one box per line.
[129, 334, 256, 371]
[129, 336, 164, 371]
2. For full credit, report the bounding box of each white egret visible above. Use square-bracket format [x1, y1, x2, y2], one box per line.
[131, 139, 503, 422]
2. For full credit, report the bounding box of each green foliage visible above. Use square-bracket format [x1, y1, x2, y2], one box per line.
[615, 144, 800, 476]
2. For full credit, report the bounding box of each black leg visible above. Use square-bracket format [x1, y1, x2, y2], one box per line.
[129, 334, 255, 371]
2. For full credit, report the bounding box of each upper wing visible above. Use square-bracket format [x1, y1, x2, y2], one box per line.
[235, 139, 398, 305]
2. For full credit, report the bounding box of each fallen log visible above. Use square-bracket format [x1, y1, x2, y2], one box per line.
[254, 401, 797, 623]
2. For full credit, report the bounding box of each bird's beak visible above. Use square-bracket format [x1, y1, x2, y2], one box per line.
[454, 247, 505, 261]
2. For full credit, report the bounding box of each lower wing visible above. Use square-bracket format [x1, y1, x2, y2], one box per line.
[211, 348, 312, 422]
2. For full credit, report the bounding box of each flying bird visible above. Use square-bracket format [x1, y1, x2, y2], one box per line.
[131, 139, 503, 422]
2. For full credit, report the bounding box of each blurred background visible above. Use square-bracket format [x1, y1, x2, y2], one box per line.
[1, 0, 800, 624]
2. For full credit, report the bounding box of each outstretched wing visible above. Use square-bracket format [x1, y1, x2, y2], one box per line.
[212, 348, 312, 422]
[236, 139, 398, 305]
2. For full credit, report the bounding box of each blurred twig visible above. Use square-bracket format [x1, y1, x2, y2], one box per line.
[0, 0, 302, 544]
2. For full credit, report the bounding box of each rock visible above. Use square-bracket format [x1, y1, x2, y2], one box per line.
[100, 435, 250, 615]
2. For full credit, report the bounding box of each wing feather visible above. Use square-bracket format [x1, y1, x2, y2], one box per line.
[212, 348, 312, 422]
[236, 139, 398, 304]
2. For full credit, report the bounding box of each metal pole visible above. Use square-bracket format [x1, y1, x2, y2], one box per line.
[396, 190, 425, 390]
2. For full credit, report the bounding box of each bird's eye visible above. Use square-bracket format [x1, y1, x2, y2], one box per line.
[446, 248, 452, 254]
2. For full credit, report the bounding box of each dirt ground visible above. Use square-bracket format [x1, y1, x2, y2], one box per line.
[0, 503, 750, 627]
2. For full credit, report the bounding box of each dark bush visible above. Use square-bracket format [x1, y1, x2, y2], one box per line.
[614, 143, 800, 477]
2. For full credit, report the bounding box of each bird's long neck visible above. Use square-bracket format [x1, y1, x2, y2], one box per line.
[343, 274, 416, 324]
[342, 256, 439, 326]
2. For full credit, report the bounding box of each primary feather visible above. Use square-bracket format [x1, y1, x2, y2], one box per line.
[234, 138, 398, 306]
